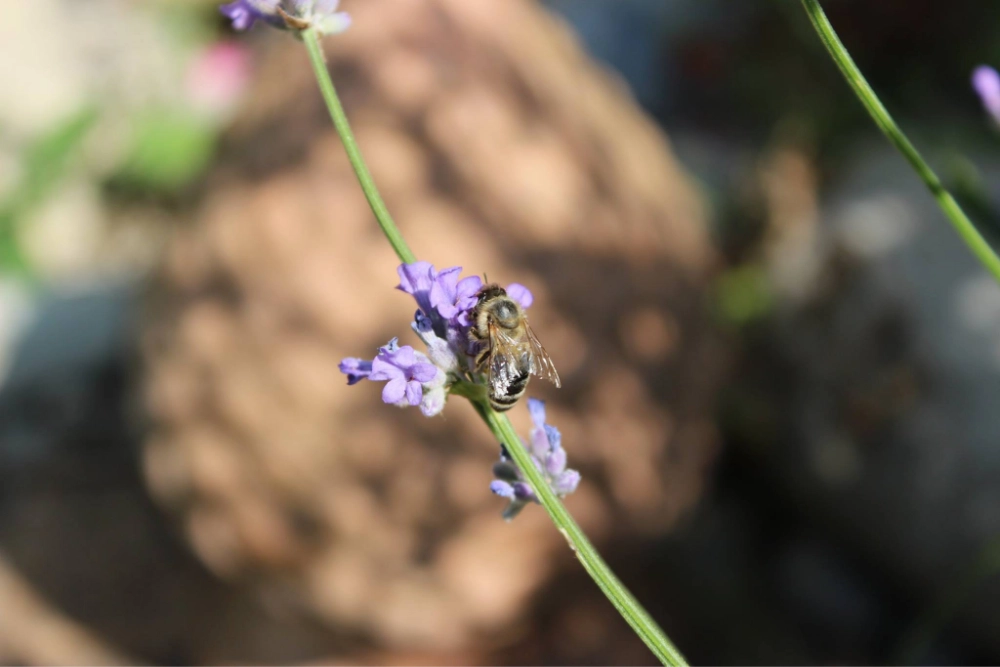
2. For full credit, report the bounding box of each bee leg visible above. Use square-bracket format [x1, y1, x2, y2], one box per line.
[474, 346, 490, 373]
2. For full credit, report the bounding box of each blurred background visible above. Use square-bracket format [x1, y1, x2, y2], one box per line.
[3, 0, 1000, 664]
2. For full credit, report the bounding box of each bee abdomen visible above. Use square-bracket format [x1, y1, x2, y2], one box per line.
[489, 371, 529, 412]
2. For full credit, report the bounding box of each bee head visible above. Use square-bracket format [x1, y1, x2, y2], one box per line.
[476, 283, 507, 304]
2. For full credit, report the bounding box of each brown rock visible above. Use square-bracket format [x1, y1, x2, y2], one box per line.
[141, 0, 723, 662]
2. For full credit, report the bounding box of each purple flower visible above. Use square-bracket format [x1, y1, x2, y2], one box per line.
[431, 268, 482, 321]
[220, 0, 351, 35]
[505, 283, 534, 309]
[342, 262, 546, 421]
[396, 262, 483, 334]
[369, 339, 439, 407]
[490, 398, 580, 520]
[397, 262, 438, 320]
[220, 0, 280, 30]
[338, 357, 372, 385]
[339, 338, 446, 414]
[973, 65, 1000, 126]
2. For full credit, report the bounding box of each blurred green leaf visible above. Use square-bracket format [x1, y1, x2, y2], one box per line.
[713, 263, 773, 327]
[0, 106, 99, 275]
[114, 110, 217, 192]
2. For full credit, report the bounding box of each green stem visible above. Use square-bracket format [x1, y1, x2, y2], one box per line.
[301, 29, 416, 264]
[799, 0, 1000, 284]
[482, 406, 688, 666]
[300, 27, 686, 667]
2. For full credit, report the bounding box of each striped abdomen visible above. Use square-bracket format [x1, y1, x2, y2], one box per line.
[488, 368, 529, 412]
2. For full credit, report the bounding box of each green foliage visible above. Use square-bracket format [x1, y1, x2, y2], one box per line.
[714, 264, 773, 327]
[113, 110, 217, 193]
[0, 106, 98, 275]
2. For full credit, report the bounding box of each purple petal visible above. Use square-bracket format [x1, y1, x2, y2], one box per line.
[553, 469, 581, 496]
[530, 427, 550, 460]
[409, 362, 439, 384]
[544, 424, 561, 451]
[220, 1, 257, 30]
[220, 0, 282, 30]
[973, 65, 1000, 120]
[379, 337, 400, 355]
[369, 356, 404, 382]
[490, 480, 515, 499]
[435, 266, 462, 297]
[338, 357, 372, 385]
[506, 283, 534, 309]
[527, 398, 546, 429]
[396, 262, 435, 295]
[430, 289, 459, 318]
[455, 275, 483, 300]
[382, 377, 407, 404]
[404, 380, 423, 406]
[385, 345, 417, 368]
[413, 309, 433, 333]
[429, 266, 466, 317]
[314, 0, 340, 12]
[546, 446, 567, 476]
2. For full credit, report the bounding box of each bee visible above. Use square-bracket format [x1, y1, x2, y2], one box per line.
[470, 284, 561, 412]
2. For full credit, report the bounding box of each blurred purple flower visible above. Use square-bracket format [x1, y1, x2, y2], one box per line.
[220, 0, 280, 31]
[506, 283, 534, 309]
[220, 0, 350, 35]
[973, 65, 1000, 125]
[491, 398, 580, 519]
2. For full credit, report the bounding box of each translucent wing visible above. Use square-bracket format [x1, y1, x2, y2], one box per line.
[524, 319, 561, 388]
[488, 324, 530, 398]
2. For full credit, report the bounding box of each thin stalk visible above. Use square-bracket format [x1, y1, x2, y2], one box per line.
[482, 406, 688, 666]
[799, 0, 1000, 284]
[302, 29, 416, 264]
[300, 26, 687, 667]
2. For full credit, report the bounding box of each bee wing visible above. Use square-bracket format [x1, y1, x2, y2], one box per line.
[524, 319, 561, 388]
[488, 323, 530, 397]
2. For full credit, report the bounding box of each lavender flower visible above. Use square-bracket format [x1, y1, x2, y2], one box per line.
[973, 65, 1000, 126]
[490, 398, 580, 520]
[343, 338, 446, 415]
[397, 262, 483, 335]
[338, 357, 372, 385]
[220, 0, 351, 35]
[341, 262, 534, 418]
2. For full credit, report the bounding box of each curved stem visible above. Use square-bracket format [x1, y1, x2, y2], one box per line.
[302, 29, 416, 264]
[481, 405, 688, 666]
[799, 0, 1000, 284]
[300, 27, 686, 667]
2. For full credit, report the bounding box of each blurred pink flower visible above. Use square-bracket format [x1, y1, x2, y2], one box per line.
[185, 41, 252, 117]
